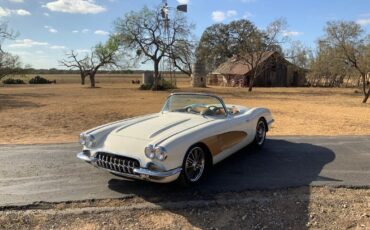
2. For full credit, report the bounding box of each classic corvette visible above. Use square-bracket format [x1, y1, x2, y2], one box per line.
[77, 92, 274, 185]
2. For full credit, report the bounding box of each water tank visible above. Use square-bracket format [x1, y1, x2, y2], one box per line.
[142, 71, 154, 85]
[191, 62, 206, 87]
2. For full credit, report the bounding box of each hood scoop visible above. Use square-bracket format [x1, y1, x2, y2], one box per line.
[148, 119, 190, 139]
[115, 116, 159, 133]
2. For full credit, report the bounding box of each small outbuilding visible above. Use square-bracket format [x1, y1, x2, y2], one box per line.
[211, 51, 306, 87]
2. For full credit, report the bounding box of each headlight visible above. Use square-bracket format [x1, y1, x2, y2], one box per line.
[145, 145, 155, 159]
[85, 134, 96, 148]
[79, 133, 86, 145]
[79, 133, 96, 148]
[144, 145, 167, 161]
[154, 147, 167, 161]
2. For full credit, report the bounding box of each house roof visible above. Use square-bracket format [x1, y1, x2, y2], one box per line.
[212, 51, 284, 75]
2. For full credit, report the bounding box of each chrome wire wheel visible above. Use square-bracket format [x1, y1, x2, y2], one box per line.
[184, 147, 206, 182]
[255, 120, 266, 146]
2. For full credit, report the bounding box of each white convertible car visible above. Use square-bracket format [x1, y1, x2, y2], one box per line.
[77, 92, 274, 185]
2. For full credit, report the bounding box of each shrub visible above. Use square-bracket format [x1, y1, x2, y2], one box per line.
[139, 84, 152, 90]
[139, 79, 177, 91]
[2, 78, 25, 84]
[29, 76, 54, 84]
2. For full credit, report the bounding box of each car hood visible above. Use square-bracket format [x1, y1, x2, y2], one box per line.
[108, 112, 215, 142]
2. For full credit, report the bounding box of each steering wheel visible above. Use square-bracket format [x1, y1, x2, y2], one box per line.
[185, 105, 197, 114]
[202, 105, 221, 116]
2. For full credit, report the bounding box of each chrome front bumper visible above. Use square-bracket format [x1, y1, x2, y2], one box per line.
[77, 152, 182, 183]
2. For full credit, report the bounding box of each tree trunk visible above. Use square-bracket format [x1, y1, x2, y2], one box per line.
[89, 74, 96, 88]
[362, 73, 370, 103]
[248, 77, 254, 92]
[81, 74, 86, 85]
[152, 60, 159, 90]
[362, 88, 370, 103]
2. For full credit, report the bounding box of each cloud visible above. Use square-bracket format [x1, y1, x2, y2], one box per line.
[43, 0, 106, 14]
[242, 11, 253, 18]
[15, 9, 30, 15]
[212, 10, 238, 22]
[9, 39, 49, 48]
[356, 18, 370, 26]
[226, 10, 237, 17]
[282, 30, 303, 37]
[44, 12, 50, 16]
[177, 0, 189, 4]
[212, 11, 226, 22]
[72, 30, 79, 33]
[44, 25, 58, 33]
[0, 7, 30, 17]
[94, 30, 109, 36]
[0, 7, 11, 17]
[81, 28, 89, 33]
[8, 0, 24, 3]
[50, 45, 66, 49]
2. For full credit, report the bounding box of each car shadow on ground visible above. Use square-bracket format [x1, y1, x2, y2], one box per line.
[108, 139, 335, 229]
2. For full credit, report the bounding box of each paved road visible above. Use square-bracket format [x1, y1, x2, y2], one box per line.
[0, 136, 369, 206]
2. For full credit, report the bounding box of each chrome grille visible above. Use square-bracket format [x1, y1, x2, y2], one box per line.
[95, 152, 140, 175]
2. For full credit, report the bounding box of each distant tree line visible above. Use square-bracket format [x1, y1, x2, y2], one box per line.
[20, 68, 137, 75]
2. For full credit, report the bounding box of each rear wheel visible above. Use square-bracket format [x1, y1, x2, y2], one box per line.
[252, 118, 267, 148]
[177, 145, 210, 186]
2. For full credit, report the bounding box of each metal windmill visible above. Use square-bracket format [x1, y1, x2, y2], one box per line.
[160, 0, 187, 86]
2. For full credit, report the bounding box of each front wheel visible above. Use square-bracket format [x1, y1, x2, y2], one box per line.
[252, 118, 267, 148]
[177, 145, 210, 186]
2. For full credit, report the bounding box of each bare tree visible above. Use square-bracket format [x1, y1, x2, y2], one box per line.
[168, 39, 195, 76]
[114, 6, 193, 90]
[60, 36, 121, 88]
[237, 19, 287, 91]
[321, 21, 370, 103]
[308, 41, 356, 87]
[0, 22, 22, 81]
[60, 50, 89, 85]
[285, 41, 313, 69]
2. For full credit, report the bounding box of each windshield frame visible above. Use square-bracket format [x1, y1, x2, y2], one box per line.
[161, 92, 230, 118]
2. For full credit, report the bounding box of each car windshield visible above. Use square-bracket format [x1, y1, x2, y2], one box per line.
[162, 94, 227, 117]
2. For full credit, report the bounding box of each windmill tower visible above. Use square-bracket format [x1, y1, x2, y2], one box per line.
[160, 0, 188, 87]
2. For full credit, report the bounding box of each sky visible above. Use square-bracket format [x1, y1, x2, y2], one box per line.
[0, 0, 369, 69]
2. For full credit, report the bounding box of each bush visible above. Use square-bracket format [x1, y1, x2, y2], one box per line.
[139, 79, 177, 91]
[29, 76, 54, 84]
[2, 78, 25, 84]
[139, 84, 152, 90]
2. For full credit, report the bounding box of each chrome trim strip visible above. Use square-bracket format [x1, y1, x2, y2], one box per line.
[77, 152, 96, 162]
[133, 167, 182, 177]
[76, 152, 182, 179]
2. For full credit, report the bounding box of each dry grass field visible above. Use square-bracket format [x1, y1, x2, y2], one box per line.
[1, 74, 369, 144]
